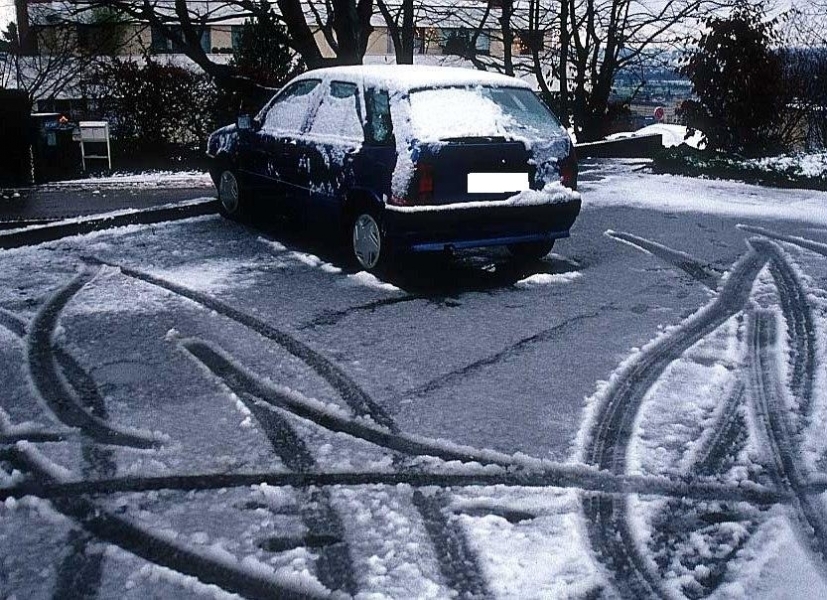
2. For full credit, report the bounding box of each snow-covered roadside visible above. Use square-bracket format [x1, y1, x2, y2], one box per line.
[37, 170, 213, 191]
[582, 168, 827, 225]
[606, 124, 706, 149]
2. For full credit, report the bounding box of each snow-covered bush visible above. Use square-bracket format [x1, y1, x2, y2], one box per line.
[653, 145, 827, 190]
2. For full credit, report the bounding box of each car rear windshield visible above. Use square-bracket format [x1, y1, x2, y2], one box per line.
[408, 86, 564, 142]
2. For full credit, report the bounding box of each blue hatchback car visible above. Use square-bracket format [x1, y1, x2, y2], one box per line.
[207, 65, 581, 272]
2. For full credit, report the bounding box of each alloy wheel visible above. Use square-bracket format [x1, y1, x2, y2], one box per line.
[218, 170, 240, 214]
[352, 213, 382, 270]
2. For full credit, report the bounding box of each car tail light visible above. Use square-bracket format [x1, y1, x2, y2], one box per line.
[560, 150, 578, 190]
[390, 162, 434, 206]
[416, 162, 434, 204]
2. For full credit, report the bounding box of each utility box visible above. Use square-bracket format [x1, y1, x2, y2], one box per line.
[0, 90, 33, 186]
[78, 121, 112, 171]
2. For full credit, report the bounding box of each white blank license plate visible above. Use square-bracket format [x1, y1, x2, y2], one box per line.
[467, 172, 530, 194]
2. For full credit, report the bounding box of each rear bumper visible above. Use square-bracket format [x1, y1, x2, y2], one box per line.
[384, 198, 582, 252]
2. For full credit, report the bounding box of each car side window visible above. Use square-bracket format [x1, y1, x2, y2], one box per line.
[365, 87, 394, 145]
[261, 79, 320, 134]
[308, 81, 363, 141]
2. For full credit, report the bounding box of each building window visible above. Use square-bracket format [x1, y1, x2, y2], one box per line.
[385, 28, 429, 55]
[515, 30, 543, 55]
[151, 25, 210, 54]
[231, 25, 243, 51]
[440, 28, 490, 57]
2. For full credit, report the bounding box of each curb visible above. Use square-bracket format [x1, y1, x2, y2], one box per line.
[0, 199, 219, 250]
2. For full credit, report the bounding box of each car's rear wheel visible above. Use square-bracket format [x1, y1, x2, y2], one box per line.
[351, 211, 387, 272]
[217, 169, 246, 220]
[507, 239, 555, 261]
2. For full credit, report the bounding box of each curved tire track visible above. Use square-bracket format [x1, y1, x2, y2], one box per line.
[748, 310, 827, 568]
[25, 269, 159, 449]
[181, 337, 492, 598]
[87, 257, 397, 431]
[582, 243, 770, 599]
[605, 230, 721, 289]
[757, 239, 816, 421]
[6, 446, 328, 600]
[184, 340, 355, 595]
[2, 304, 118, 600]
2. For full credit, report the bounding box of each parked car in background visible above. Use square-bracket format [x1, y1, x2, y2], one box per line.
[207, 65, 581, 272]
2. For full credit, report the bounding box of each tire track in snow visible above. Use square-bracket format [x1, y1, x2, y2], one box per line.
[756, 239, 817, 421]
[51, 531, 104, 600]
[0, 307, 26, 338]
[87, 257, 396, 432]
[181, 338, 492, 598]
[605, 230, 722, 289]
[5, 446, 328, 600]
[581, 243, 770, 599]
[693, 382, 748, 477]
[0, 303, 116, 598]
[647, 382, 759, 599]
[747, 310, 827, 568]
[25, 268, 159, 449]
[737, 224, 827, 259]
[183, 339, 355, 595]
[412, 489, 491, 600]
[0, 465, 789, 505]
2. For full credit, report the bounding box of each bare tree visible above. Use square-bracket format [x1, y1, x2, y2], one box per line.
[0, 13, 129, 108]
[376, 0, 414, 63]
[70, 0, 374, 94]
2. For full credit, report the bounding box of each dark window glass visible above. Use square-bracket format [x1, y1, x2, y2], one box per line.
[366, 88, 393, 145]
[150, 26, 210, 54]
[231, 25, 242, 51]
[440, 28, 488, 57]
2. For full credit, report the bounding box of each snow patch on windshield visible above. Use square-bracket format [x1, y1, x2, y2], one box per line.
[410, 87, 517, 141]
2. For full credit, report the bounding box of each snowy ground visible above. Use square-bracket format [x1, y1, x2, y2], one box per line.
[2, 159, 827, 599]
[35, 170, 214, 192]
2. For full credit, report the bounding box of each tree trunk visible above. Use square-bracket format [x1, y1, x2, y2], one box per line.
[499, 0, 514, 76]
[558, 0, 570, 127]
[398, 0, 414, 64]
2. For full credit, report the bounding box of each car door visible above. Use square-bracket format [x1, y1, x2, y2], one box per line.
[242, 79, 321, 217]
[300, 80, 366, 225]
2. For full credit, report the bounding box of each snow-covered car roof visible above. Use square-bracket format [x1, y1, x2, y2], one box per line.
[292, 65, 533, 92]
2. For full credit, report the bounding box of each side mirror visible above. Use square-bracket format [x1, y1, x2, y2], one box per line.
[237, 114, 253, 131]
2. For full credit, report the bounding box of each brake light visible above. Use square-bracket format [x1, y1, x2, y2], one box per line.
[416, 162, 434, 204]
[560, 150, 578, 190]
[391, 162, 434, 206]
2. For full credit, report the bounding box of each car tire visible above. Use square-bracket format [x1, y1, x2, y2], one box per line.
[507, 239, 555, 261]
[350, 210, 389, 273]
[216, 168, 247, 220]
